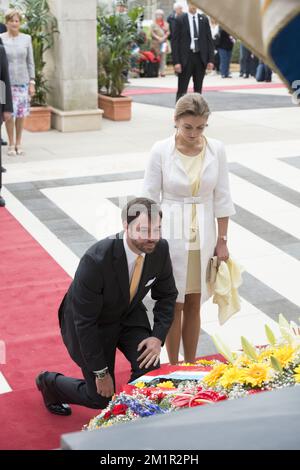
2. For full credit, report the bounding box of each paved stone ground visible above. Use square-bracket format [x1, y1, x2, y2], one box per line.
[1, 70, 300, 384]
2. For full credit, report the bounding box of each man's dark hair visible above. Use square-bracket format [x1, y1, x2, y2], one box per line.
[121, 197, 162, 225]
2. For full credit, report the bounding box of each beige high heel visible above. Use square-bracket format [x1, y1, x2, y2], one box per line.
[7, 146, 16, 156]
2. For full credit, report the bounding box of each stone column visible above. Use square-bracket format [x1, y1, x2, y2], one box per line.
[45, 0, 103, 132]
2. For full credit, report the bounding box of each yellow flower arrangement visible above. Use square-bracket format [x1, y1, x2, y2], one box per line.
[242, 363, 272, 387]
[203, 363, 228, 387]
[219, 367, 245, 388]
[294, 365, 300, 383]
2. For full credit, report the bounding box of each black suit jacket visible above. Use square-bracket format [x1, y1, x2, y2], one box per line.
[0, 41, 13, 125]
[58, 233, 178, 372]
[172, 13, 214, 68]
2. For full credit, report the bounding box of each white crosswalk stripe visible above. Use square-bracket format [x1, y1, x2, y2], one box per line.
[0, 372, 12, 395]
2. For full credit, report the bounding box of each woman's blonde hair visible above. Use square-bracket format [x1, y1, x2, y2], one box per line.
[5, 8, 23, 24]
[175, 93, 210, 120]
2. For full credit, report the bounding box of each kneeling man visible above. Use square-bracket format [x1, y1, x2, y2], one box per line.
[36, 198, 178, 415]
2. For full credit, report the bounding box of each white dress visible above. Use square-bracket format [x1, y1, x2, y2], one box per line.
[142, 134, 235, 304]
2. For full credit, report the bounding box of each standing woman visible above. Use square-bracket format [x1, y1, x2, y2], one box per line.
[142, 93, 235, 364]
[150, 9, 170, 77]
[0, 9, 35, 156]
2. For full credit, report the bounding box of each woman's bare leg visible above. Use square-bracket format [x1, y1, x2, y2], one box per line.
[15, 117, 25, 147]
[165, 302, 183, 365]
[182, 293, 201, 363]
[5, 117, 15, 147]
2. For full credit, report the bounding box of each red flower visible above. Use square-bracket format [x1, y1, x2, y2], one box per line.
[190, 390, 227, 407]
[148, 390, 166, 402]
[103, 410, 112, 420]
[112, 404, 128, 416]
[172, 393, 194, 408]
[248, 389, 267, 395]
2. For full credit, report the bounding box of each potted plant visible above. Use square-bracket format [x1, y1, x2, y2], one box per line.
[97, 6, 143, 121]
[11, 0, 58, 131]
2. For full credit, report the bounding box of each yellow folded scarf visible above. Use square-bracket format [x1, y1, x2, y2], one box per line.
[212, 258, 244, 325]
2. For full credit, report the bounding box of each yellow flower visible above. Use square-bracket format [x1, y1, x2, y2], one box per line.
[294, 365, 300, 383]
[258, 348, 276, 363]
[219, 367, 245, 388]
[195, 359, 215, 366]
[243, 363, 272, 387]
[102, 422, 114, 428]
[135, 381, 146, 389]
[272, 345, 295, 368]
[203, 363, 228, 387]
[158, 381, 174, 389]
[180, 362, 193, 366]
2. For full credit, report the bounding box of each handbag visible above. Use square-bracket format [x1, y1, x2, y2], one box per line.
[206, 256, 218, 285]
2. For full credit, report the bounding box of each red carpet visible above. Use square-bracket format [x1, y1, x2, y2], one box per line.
[123, 82, 285, 96]
[0, 208, 131, 450]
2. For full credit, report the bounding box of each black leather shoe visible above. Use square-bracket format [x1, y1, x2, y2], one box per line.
[1, 138, 7, 146]
[36, 372, 72, 416]
[1, 166, 6, 173]
[0, 196, 5, 207]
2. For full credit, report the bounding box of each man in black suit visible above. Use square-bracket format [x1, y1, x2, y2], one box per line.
[36, 198, 178, 415]
[0, 39, 13, 207]
[172, 1, 214, 101]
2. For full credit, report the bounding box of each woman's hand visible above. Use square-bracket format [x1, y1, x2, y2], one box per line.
[29, 83, 35, 97]
[215, 239, 229, 265]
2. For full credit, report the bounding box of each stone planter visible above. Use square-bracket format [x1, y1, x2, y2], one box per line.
[24, 106, 52, 132]
[98, 94, 132, 121]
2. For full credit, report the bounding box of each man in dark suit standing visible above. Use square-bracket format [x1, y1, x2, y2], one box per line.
[172, 1, 214, 101]
[0, 38, 13, 207]
[36, 198, 178, 415]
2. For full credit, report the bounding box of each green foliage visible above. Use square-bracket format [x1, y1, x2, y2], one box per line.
[97, 7, 143, 97]
[10, 0, 58, 106]
[231, 39, 240, 64]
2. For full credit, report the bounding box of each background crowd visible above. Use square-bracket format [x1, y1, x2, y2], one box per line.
[113, 1, 273, 84]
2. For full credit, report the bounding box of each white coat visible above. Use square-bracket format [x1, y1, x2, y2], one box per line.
[142, 135, 235, 304]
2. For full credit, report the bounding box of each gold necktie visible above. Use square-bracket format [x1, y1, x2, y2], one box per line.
[130, 255, 144, 302]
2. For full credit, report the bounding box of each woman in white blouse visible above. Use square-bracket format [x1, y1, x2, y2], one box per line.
[0, 9, 35, 156]
[142, 93, 235, 364]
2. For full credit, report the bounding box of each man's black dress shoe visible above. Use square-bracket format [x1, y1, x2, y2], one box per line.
[36, 372, 72, 416]
[0, 195, 5, 207]
[1, 138, 7, 146]
[1, 166, 6, 173]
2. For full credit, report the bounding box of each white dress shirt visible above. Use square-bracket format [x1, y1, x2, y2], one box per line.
[123, 233, 145, 282]
[187, 12, 199, 51]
